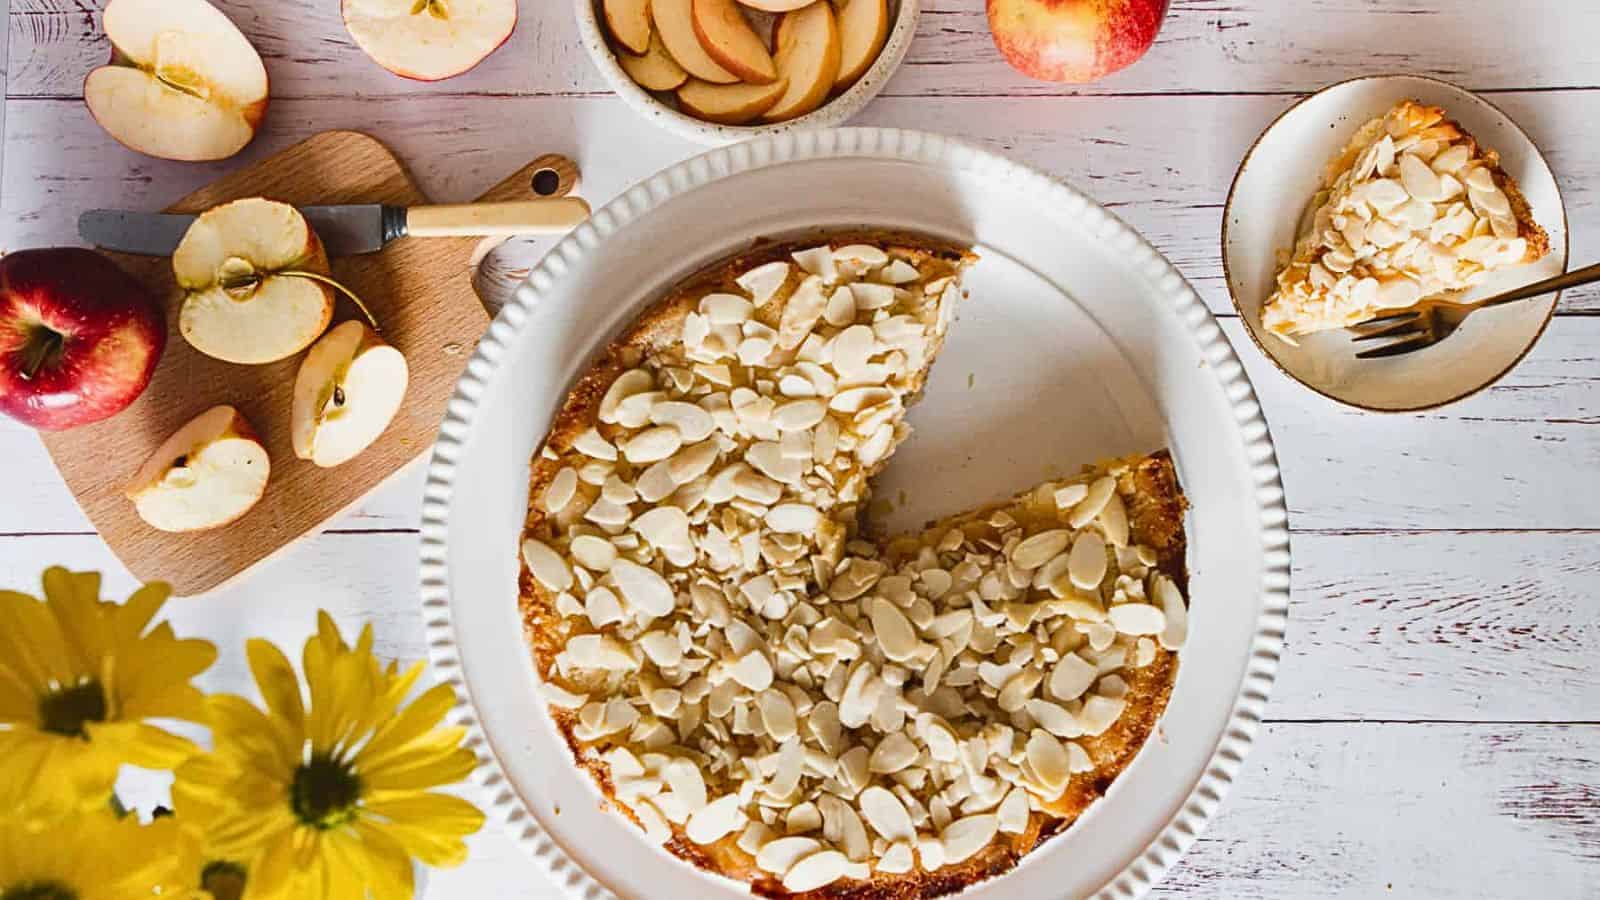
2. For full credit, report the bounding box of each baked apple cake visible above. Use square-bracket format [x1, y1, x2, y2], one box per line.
[1262, 99, 1549, 342]
[518, 233, 1190, 896]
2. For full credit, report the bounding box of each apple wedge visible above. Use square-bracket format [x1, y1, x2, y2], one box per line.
[174, 198, 337, 366]
[834, 0, 889, 89]
[653, 0, 739, 83]
[736, 0, 815, 10]
[677, 77, 788, 124]
[604, 0, 653, 54]
[692, 0, 778, 84]
[291, 321, 410, 468]
[620, 31, 690, 91]
[343, 0, 518, 82]
[83, 0, 268, 162]
[762, 1, 841, 122]
[126, 405, 269, 532]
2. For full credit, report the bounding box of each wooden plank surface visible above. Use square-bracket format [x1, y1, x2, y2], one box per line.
[4, 1, 1598, 898]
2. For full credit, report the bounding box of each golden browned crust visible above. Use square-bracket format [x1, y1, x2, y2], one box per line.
[516, 235, 1188, 898]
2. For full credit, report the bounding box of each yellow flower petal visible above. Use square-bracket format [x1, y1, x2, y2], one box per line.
[85, 719, 200, 769]
[362, 791, 485, 866]
[360, 741, 477, 793]
[347, 821, 416, 900]
[355, 682, 457, 772]
[247, 638, 306, 749]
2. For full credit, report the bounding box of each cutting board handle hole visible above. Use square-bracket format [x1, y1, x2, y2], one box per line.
[532, 169, 561, 196]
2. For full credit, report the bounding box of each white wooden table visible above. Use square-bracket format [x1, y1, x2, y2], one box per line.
[4, 2, 1597, 897]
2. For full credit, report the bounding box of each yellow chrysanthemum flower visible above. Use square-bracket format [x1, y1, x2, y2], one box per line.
[0, 807, 197, 899]
[0, 567, 216, 822]
[173, 613, 485, 900]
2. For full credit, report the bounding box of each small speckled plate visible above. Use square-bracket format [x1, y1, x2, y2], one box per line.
[575, 0, 919, 145]
[1224, 74, 1568, 412]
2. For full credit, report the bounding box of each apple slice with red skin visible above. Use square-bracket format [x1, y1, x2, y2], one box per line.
[677, 77, 788, 124]
[344, 0, 519, 82]
[834, 0, 890, 89]
[986, 0, 1169, 83]
[126, 405, 270, 533]
[83, 0, 269, 162]
[692, 0, 778, 84]
[762, 1, 841, 122]
[654, 0, 740, 83]
[292, 321, 410, 468]
[604, 0, 653, 54]
[0, 248, 165, 431]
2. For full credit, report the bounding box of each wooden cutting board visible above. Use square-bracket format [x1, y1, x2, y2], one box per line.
[45, 131, 578, 597]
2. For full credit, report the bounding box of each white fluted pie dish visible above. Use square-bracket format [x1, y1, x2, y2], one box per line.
[419, 128, 1290, 899]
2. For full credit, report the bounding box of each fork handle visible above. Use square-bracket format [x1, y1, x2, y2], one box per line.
[1477, 261, 1600, 309]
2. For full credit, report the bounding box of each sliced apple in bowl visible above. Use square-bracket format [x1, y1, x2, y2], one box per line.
[835, 0, 890, 90]
[127, 405, 269, 532]
[762, 0, 842, 122]
[83, 0, 268, 162]
[677, 77, 788, 124]
[343, 0, 518, 81]
[174, 198, 337, 365]
[692, 0, 778, 83]
[292, 321, 410, 468]
[620, 32, 690, 91]
[603, 0, 653, 54]
[653, 0, 740, 83]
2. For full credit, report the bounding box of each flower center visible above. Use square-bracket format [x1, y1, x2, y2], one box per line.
[290, 754, 362, 829]
[1, 882, 78, 900]
[37, 680, 107, 739]
[200, 861, 247, 900]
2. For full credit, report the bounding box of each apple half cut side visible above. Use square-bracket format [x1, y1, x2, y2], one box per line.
[762, 0, 841, 123]
[677, 77, 788, 124]
[343, 0, 519, 82]
[620, 32, 690, 92]
[292, 321, 410, 468]
[654, 0, 740, 83]
[83, 0, 268, 162]
[691, 0, 778, 84]
[174, 198, 340, 365]
[126, 405, 269, 533]
[834, 0, 889, 90]
[604, 0, 653, 54]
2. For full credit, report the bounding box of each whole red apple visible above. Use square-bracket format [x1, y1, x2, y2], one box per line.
[0, 248, 165, 430]
[987, 0, 1169, 83]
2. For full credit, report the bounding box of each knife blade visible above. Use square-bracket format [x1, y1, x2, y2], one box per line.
[79, 197, 592, 257]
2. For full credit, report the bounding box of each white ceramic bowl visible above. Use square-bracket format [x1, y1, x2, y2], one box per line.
[1224, 74, 1569, 412]
[575, 0, 919, 145]
[420, 129, 1290, 899]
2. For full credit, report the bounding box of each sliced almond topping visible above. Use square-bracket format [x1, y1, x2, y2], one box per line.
[767, 503, 821, 534]
[783, 849, 850, 892]
[701, 292, 755, 325]
[1025, 730, 1070, 797]
[611, 560, 676, 617]
[1108, 602, 1166, 636]
[1069, 476, 1116, 528]
[1067, 531, 1108, 591]
[1154, 574, 1188, 650]
[522, 538, 573, 592]
[1011, 529, 1070, 570]
[757, 836, 822, 874]
[737, 261, 791, 305]
[940, 814, 998, 865]
[1047, 652, 1096, 702]
[598, 369, 653, 424]
[868, 732, 919, 774]
[857, 786, 915, 842]
[996, 787, 1029, 834]
[869, 598, 920, 663]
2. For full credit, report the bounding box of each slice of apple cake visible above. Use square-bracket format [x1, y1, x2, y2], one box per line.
[517, 235, 1190, 897]
[1262, 99, 1549, 342]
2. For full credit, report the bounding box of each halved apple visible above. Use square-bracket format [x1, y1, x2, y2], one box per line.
[174, 199, 337, 366]
[620, 31, 690, 91]
[83, 0, 268, 162]
[126, 405, 269, 532]
[343, 0, 518, 82]
[653, 0, 739, 83]
[834, 0, 889, 89]
[762, 1, 841, 122]
[291, 321, 410, 468]
[677, 77, 788, 124]
[604, 0, 653, 54]
[692, 0, 778, 84]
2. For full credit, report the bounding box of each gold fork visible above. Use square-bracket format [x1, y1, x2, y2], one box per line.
[1349, 262, 1600, 359]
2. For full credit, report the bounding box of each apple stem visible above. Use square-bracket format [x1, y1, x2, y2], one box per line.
[18, 327, 65, 381]
[279, 271, 383, 333]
